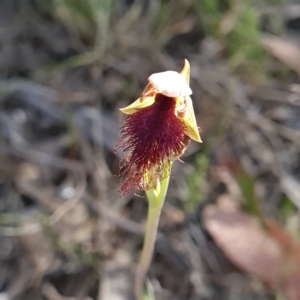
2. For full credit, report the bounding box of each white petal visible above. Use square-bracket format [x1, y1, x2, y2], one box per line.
[148, 71, 192, 97]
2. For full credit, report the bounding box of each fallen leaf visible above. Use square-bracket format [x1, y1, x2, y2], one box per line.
[264, 219, 300, 300]
[202, 205, 300, 299]
[202, 205, 283, 286]
[284, 270, 300, 300]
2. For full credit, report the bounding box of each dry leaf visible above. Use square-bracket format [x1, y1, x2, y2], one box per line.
[202, 205, 300, 299]
[202, 205, 283, 286]
[264, 219, 300, 300]
[283, 270, 300, 300]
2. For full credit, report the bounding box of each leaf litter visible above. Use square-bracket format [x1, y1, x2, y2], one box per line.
[1, 1, 300, 300]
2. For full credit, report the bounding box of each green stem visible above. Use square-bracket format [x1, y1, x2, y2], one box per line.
[134, 170, 171, 300]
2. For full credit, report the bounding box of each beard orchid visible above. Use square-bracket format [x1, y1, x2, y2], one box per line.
[117, 59, 202, 195]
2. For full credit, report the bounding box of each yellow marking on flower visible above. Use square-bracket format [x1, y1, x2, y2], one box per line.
[175, 95, 202, 143]
[180, 59, 190, 85]
[120, 97, 155, 114]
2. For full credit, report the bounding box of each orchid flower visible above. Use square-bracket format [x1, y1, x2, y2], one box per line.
[117, 59, 201, 195]
[116, 59, 202, 299]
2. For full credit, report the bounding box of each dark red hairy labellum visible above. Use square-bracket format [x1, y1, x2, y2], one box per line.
[117, 93, 189, 195]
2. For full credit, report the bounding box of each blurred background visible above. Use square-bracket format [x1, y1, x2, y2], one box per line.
[1, 0, 300, 299]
